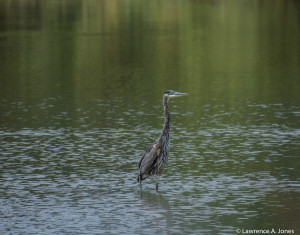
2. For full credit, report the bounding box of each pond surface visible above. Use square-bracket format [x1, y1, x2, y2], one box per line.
[1, 0, 300, 234]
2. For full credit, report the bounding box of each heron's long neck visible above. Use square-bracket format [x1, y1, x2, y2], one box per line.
[158, 96, 170, 145]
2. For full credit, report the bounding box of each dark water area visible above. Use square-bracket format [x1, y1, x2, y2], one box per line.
[1, 0, 300, 234]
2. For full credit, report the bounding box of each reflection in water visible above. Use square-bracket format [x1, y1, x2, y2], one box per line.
[138, 191, 172, 232]
[139, 191, 171, 211]
[0, 0, 300, 102]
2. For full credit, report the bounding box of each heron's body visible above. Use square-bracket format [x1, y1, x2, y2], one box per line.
[137, 90, 188, 192]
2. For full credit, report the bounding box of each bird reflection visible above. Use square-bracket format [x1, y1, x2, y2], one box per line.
[138, 190, 172, 229]
[138, 190, 171, 211]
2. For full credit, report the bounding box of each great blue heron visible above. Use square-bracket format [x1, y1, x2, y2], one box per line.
[137, 90, 188, 192]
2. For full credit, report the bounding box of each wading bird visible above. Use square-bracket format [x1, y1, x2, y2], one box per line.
[137, 90, 188, 192]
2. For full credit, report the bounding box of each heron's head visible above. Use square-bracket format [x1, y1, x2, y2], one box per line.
[164, 90, 188, 98]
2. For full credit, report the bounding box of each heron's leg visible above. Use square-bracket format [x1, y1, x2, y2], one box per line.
[137, 174, 142, 191]
[156, 176, 160, 192]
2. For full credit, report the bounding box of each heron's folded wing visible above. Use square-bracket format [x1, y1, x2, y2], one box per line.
[139, 143, 161, 174]
[138, 140, 157, 168]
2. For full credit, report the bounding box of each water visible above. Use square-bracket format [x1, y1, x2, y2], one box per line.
[1, 0, 300, 234]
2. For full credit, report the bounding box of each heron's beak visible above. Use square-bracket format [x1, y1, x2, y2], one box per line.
[171, 92, 189, 97]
